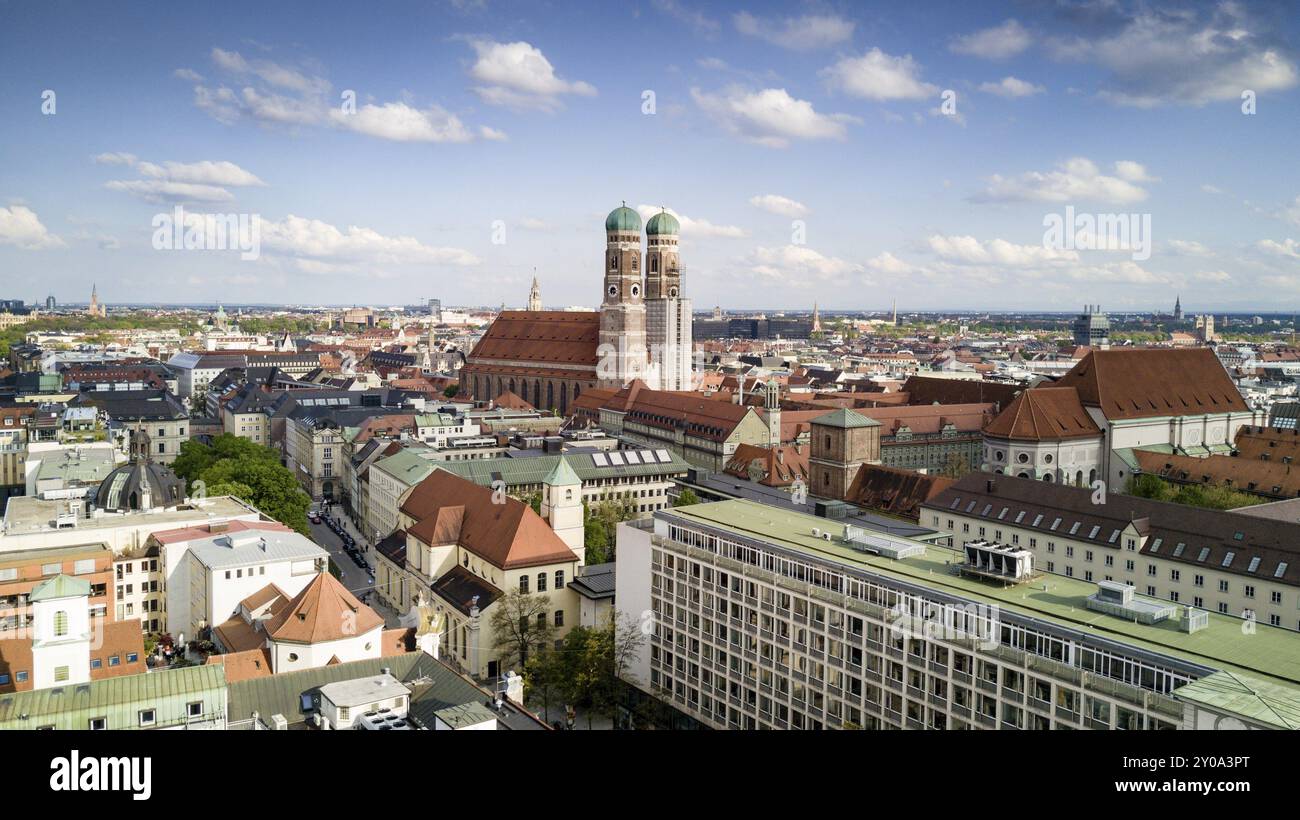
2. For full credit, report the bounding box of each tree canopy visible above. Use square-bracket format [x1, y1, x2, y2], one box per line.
[173, 434, 311, 534]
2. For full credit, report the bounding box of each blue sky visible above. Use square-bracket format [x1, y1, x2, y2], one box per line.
[2, 0, 1299, 311]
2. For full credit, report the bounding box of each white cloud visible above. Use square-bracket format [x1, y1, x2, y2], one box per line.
[749, 194, 808, 218]
[190, 47, 497, 143]
[260, 214, 480, 268]
[518, 218, 551, 230]
[1279, 196, 1300, 228]
[865, 251, 928, 277]
[1257, 238, 1300, 258]
[652, 0, 720, 35]
[974, 158, 1153, 204]
[978, 76, 1044, 98]
[822, 48, 939, 101]
[1166, 239, 1213, 257]
[748, 245, 860, 282]
[634, 205, 748, 238]
[1192, 270, 1232, 283]
[173, 68, 203, 82]
[1113, 160, 1157, 183]
[479, 125, 508, 141]
[466, 39, 596, 111]
[928, 234, 1080, 266]
[137, 160, 265, 187]
[733, 12, 854, 50]
[1052, 6, 1298, 107]
[692, 86, 856, 148]
[0, 205, 65, 250]
[211, 47, 330, 96]
[94, 152, 138, 166]
[950, 19, 1032, 60]
[104, 180, 236, 204]
[329, 102, 475, 143]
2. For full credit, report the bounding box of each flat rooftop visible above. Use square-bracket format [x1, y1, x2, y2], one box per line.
[188, 528, 327, 569]
[318, 673, 410, 708]
[32, 447, 120, 484]
[662, 499, 1300, 691]
[2, 495, 261, 539]
[0, 541, 112, 567]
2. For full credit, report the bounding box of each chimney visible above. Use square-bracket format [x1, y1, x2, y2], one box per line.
[986, 479, 996, 493]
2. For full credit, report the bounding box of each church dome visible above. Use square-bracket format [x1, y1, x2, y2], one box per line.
[646, 210, 680, 236]
[605, 204, 641, 233]
[94, 426, 186, 511]
[95, 460, 187, 511]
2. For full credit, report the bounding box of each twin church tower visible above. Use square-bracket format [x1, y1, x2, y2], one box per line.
[599, 203, 692, 391]
[462, 203, 693, 413]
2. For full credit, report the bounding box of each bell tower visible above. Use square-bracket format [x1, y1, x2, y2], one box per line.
[644, 209, 681, 300]
[599, 203, 648, 387]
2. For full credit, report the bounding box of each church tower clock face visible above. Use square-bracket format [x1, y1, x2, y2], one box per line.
[630, 283, 640, 298]
[607, 283, 618, 298]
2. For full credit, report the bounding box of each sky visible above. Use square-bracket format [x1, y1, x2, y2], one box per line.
[1, 0, 1299, 312]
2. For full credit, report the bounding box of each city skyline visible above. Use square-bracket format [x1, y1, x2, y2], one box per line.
[3, 0, 1300, 310]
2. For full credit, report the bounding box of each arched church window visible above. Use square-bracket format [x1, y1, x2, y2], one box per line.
[651, 257, 658, 273]
[610, 255, 618, 270]
[632, 256, 638, 270]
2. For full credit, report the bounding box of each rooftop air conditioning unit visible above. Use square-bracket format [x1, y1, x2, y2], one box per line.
[271, 714, 288, 731]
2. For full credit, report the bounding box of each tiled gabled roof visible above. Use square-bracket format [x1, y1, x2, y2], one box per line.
[264, 573, 385, 645]
[1057, 348, 1249, 420]
[401, 470, 577, 570]
[466, 310, 599, 366]
[984, 386, 1101, 442]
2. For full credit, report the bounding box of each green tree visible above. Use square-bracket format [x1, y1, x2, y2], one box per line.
[203, 458, 312, 534]
[174, 434, 310, 534]
[443, 385, 459, 398]
[673, 489, 701, 507]
[562, 612, 646, 729]
[489, 590, 556, 672]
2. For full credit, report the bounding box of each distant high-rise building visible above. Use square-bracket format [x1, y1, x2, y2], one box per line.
[1072, 305, 1110, 348]
[44, 294, 56, 311]
[428, 298, 442, 321]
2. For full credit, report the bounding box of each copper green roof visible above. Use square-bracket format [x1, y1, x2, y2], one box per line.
[646, 210, 680, 236]
[810, 408, 880, 429]
[543, 457, 581, 487]
[29, 574, 91, 602]
[1172, 670, 1300, 729]
[605, 205, 641, 233]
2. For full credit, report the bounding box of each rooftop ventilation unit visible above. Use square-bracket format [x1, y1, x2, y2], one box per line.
[1180, 606, 1209, 634]
[1085, 580, 1177, 624]
[842, 525, 925, 559]
[957, 539, 1036, 583]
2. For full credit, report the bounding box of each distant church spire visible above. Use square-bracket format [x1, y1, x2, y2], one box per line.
[812, 302, 821, 333]
[527, 275, 542, 311]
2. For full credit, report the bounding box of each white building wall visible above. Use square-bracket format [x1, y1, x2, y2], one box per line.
[613, 521, 654, 689]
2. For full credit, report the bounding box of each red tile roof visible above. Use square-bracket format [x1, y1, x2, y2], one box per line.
[465, 310, 599, 366]
[1056, 348, 1249, 420]
[984, 387, 1102, 442]
[401, 470, 578, 570]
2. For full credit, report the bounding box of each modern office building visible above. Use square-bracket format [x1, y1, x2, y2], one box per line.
[615, 498, 1300, 730]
